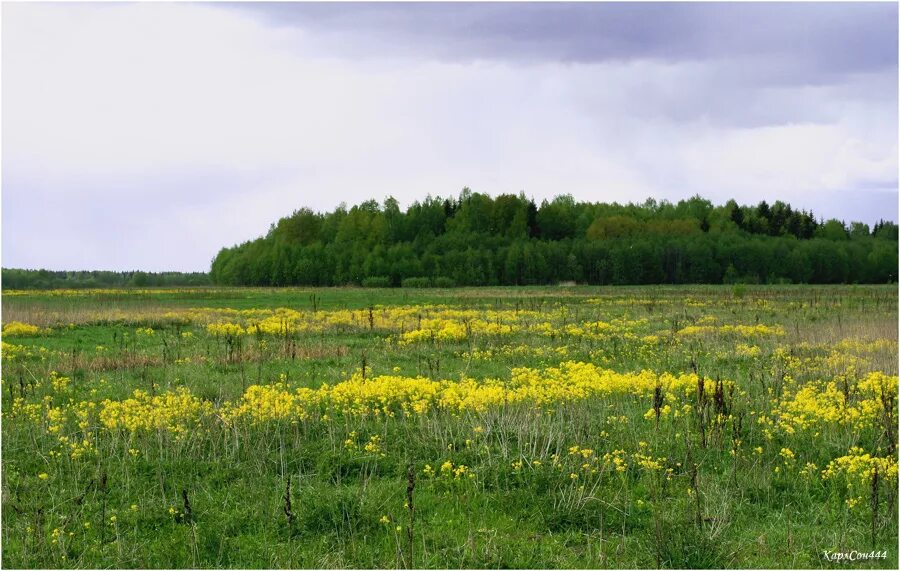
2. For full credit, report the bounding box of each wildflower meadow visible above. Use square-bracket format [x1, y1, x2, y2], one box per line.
[1, 285, 897, 568]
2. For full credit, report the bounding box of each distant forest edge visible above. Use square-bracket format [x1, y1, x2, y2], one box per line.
[1, 269, 210, 290]
[210, 191, 899, 286]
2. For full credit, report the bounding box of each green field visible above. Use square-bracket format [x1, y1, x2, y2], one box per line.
[1, 285, 898, 568]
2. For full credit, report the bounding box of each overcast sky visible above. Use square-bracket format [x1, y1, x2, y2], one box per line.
[3, 1, 898, 272]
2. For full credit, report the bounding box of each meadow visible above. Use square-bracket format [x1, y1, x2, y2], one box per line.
[1, 285, 897, 568]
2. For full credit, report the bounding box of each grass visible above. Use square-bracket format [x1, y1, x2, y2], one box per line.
[1, 285, 897, 568]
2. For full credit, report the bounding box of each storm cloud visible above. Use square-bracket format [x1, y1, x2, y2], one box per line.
[2, 1, 897, 271]
[234, 2, 896, 74]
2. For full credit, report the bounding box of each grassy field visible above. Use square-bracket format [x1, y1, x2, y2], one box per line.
[1, 285, 897, 568]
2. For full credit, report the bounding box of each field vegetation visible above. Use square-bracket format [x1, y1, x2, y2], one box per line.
[1, 285, 897, 568]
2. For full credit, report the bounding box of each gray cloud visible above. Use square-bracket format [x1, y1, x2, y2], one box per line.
[232, 2, 897, 76]
[229, 2, 898, 129]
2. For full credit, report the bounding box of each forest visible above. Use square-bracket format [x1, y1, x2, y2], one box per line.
[0, 269, 210, 290]
[209, 191, 898, 286]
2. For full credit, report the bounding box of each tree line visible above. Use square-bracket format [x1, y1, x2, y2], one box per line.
[210, 191, 898, 286]
[1, 269, 210, 290]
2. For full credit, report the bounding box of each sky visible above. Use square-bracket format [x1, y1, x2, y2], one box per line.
[2, 1, 898, 272]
